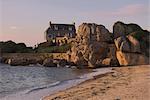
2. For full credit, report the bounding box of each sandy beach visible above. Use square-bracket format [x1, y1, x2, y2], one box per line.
[43, 65, 150, 100]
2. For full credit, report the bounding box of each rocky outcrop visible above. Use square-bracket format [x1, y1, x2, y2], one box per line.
[42, 58, 73, 67]
[42, 58, 57, 67]
[2, 21, 149, 68]
[68, 23, 119, 68]
[5, 57, 43, 66]
[113, 21, 150, 66]
[113, 21, 142, 39]
[104, 44, 120, 66]
[116, 51, 149, 66]
[69, 22, 149, 67]
[7, 58, 28, 66]
[130, 31, 150, 56]
[114, 35, 141, 53]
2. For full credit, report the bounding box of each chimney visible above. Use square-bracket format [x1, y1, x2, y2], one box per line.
[49, 21, 52, 26]
[72, 22, 75, 25]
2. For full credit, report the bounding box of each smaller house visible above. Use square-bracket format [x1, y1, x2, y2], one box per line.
[45, 21, 76, 45]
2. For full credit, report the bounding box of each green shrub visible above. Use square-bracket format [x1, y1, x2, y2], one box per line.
[0, 41, 34, 53]
[37, 44, 71, 53]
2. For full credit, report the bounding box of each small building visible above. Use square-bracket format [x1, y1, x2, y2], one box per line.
[45, 21, 76, 45]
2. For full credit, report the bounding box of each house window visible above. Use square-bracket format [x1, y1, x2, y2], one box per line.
[69, 27, 72, 31]
[68, 33, 73, 37]
[48, 34, 51, 38]
[70, 33, 73, 37]
[54, 25, 58, 30]
[49, 34, 55, 38]
[57, 33, 60, 36]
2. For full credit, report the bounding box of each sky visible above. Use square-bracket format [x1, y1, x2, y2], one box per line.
[0, 0, 149, 46]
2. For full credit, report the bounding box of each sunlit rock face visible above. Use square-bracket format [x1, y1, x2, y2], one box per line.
[113, 21, 150, 66]
[68, 23, 119, 68]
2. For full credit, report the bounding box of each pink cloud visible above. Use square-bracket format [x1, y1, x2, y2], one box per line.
[111, 4, 147, 16]
[9, 26, 17, 30]
[82, 4, 148, 17]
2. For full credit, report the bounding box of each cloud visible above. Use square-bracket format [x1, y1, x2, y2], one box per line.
[9, 26, 17, 30]
[111, 4, 147, 16]
[82, 4, 148, 18]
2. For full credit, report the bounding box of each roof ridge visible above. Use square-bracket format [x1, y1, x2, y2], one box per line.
[51, 23, 75, 25]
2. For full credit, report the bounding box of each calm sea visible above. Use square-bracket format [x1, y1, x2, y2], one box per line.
[0, 63, 92, 98]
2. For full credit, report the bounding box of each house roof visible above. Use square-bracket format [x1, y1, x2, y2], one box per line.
[50, 23, 75, 27]
[49, 23, 75, 30]
[46, 23, 75, 32]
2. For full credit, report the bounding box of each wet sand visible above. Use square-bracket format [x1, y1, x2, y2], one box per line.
[43, 65, 150, 100]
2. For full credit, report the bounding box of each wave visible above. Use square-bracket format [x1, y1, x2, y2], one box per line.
[26, 81, 61, 94]
[25, 76, 85, 94]
[1, 67, 113, 100]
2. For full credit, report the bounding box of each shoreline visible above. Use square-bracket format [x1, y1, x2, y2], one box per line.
[1, 67, 112, 100]
[43, 65, 150, 100]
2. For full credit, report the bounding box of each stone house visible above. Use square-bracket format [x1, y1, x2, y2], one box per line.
[45, 21, 76, 45]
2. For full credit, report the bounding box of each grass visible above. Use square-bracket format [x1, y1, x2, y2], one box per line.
[37, 44, 71, 53]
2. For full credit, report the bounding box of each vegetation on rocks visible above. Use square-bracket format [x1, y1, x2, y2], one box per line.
[0, 41, 71, 53]
[0, 41, 34, 53]
[36, 43, 71, 53]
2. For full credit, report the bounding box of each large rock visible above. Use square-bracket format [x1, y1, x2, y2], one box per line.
[127, 35, 141, 53]
[87, 42, 109, 67]
[77, 23, 113, 43]
[42, 58, 57, 67]
[116, 51, 149, 66]
[69, 23, 116, 68]
[59, 59, 68, 67]
[114, 35, 141, 53]
[7, 58, 29, 66]
[113, 21, 150, 66]
[113, 21, 142, 39]
[5, 57, 43, 66]
[1, 57, 7, 63]
[26, 57, 43, 65]
[68, 22, 149, 67]
[129, 30, 150, 56]
[102, 58, 119, 67]
[105, 44, 120, 66]
[114, 36, 130, 52]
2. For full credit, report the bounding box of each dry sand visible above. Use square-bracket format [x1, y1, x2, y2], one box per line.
[43, 65, 150, 100]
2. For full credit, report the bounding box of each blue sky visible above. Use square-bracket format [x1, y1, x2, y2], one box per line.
[0, 0, 149, 46]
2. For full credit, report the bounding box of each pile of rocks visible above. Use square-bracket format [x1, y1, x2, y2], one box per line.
[2, 57, 43, 66]
[68, 23, 119, 68]
[2, 57, 70, 67]
[68, 21, 149, 68]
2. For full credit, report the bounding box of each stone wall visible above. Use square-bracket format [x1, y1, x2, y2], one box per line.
[1, 53, 68, 66]
[2, 53, 68, 61]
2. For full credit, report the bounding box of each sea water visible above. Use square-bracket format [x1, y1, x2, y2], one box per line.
[0, 63, 112, 100]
